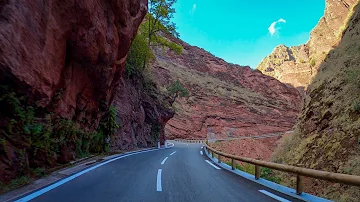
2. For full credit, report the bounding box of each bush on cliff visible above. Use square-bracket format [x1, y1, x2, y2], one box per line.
[167, 80, 189, 105]
[125, 32, 154, 77]
[0, 86, 121, 190]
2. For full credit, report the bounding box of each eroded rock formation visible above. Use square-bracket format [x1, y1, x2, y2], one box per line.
[257, 0, 357, 88]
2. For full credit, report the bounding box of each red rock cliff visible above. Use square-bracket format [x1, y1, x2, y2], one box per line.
[150, 34, 302, 140]
[0, 0, 147, 127]
[0, 0, 173, 183]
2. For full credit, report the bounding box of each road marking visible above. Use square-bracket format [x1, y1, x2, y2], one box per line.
[258, 190, 291, 202]
[205, 160, 221, 170]
[157, 169, 162, 192]
[200, 151, 203, 155]
[186, 143, 188, 145]
[170, 151, 176, 155]
[161, 157, 168, 165]
[14, 148, 167, 202]
[201, 146, 203, 149]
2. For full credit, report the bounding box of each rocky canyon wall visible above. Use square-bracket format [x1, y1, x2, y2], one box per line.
[150, 34, 302, 140]
[0, 0, 173, 184]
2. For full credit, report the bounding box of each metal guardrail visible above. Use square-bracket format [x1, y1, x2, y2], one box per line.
[174, 139, 206, 143]
[173, 139, 360, 195]
[202, 141, 360, 195]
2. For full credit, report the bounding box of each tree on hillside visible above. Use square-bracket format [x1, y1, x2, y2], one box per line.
[142, 0, 182, 68]
[125, 0, 182, 76]
[167, 80, 189, 105]
[148, 0, 179, 45]
[125, 32, 154, 77]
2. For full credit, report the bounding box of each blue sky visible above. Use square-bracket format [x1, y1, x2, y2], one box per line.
[172, 0, 325, 68]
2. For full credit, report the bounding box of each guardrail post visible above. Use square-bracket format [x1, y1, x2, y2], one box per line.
[218, 155, 221, 163]
[231, 158, 235, 170]
[296, 175, 304, 195]
[255, 165, 261, 180]
[212, 151, 214, 158]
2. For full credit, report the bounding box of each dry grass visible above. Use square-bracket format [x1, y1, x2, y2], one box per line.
[155, 59, 286, 110]
[337, 1, 360, 39]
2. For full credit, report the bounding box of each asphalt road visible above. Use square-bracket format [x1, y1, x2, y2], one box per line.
[15, 142, 303, 202]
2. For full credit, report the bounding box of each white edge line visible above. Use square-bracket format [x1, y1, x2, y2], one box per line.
[205, 160, 221, 170]
[170, 151, 176, 156]
[157, 169, 162, 191]
[200, 151, 203, 155]
[161, 157, 168, 165]
[259, 190, 291, 202]
[15, 146, 172, 202]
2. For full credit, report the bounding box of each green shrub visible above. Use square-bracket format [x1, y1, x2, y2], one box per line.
[91, 106, 120, 153]
[33, 167, 46, 177]
[236, 163, 255, 175]
[310, 59, 316, 67]
[125, 33, 153, 77]
[151, 123, 161, 143]
[300, 59, 306, 63]
[0, 176, 31, 193]
[167, 80, 189, 105]
[260, 167, 281, 184]
[156, 36, 183, 55]
[347, 70, 360, 87]
[225, 161, 281, 183]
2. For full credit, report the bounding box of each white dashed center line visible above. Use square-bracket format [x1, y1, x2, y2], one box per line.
[161, 157, 168, 165]
[258, 190, 291, 202]
[157, 169, 162, 191]
[200, 151, 203, 155]
[170, 151, 176, 155]
[205, 160, 221, 170]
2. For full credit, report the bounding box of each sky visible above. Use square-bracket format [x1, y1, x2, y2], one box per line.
[172, 0, 325, 69]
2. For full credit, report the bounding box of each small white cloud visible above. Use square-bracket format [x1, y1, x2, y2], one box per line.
[190, 4, 197, 14]
[268, 18, 286, 35]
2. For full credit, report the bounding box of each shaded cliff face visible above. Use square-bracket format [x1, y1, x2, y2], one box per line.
[272, 2, 360, 200]
[112, 75, 174, 150]
[150, 34, 302, 140]
[0, 0, 147, 128]
[257, 0, 357, 88]
[0, 0, 173, 184]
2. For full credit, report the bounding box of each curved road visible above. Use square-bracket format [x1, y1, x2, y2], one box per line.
[15, 142, 302, 202]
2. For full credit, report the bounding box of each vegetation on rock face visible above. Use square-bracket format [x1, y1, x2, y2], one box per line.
[310, 58, 316, 67]
[167, 80, 189, 106]
[151, 123, 162, 143]
[224, 161, 281, 184]
[145, 0, 182, 60]
[126, 0, 182, 76]
[0, 85, 121, 191]
[125, 32, 154, 77]
[148, 0, 179, 41]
